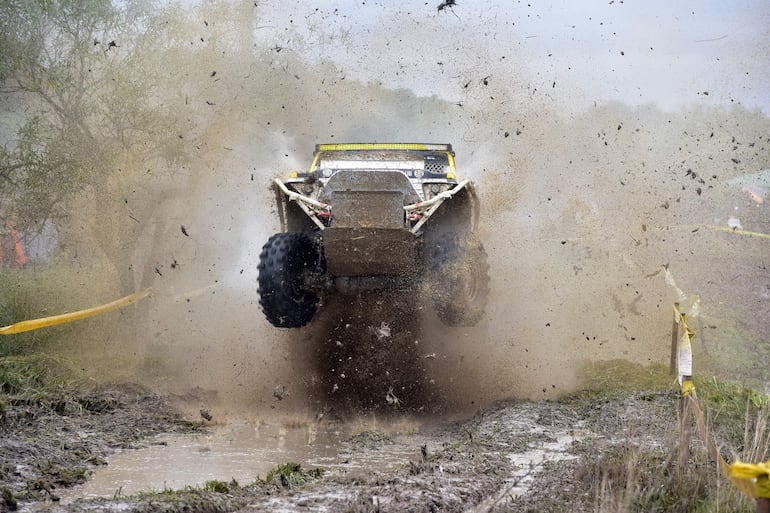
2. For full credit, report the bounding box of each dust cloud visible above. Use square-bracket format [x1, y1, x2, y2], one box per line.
[57, 2, 769, 420]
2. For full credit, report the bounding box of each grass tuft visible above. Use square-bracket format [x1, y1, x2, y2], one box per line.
[570, 361, 769, 512]
[203, 479, 238, 494]
[265, 463, 323, 489]
[579, 360, 672, 395]
[694, 376, 770, 450]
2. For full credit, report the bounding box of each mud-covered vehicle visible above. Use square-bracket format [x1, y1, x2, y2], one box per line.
[257, 143, 489, 328]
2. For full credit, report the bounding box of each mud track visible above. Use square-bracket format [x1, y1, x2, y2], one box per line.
[1, 380, 679, 513]
[0, 385, 203, 507]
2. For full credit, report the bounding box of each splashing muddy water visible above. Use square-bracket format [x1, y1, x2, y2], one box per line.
[1, 2, 766, 508]
[48, 0, 769, 418]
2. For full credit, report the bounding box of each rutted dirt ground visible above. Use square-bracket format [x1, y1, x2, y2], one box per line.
[1, 378, 680, 513]
[0, 385, 202, 508]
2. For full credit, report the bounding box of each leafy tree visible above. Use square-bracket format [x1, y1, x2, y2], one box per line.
[0, 0, 183, 235]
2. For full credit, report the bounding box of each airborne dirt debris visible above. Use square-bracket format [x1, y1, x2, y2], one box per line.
[1, 1, 769, 512]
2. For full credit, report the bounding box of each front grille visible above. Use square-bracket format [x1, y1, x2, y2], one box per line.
[424, 160, 447, 174]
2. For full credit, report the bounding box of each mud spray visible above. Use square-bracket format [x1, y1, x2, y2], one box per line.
[58, 2, 769, 421]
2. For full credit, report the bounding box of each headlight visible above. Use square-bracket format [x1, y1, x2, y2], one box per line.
[423, 183, 448, 198]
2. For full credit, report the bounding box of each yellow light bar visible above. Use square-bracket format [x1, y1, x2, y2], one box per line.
[315, 143, 453, 152]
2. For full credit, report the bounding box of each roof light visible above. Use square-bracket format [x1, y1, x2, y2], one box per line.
[315, 143, 453, 152]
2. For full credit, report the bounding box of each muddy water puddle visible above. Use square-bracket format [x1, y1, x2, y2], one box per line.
[58, 417, 428, 501]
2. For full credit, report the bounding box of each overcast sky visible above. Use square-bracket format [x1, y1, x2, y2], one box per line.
[253, 0, 770, 114]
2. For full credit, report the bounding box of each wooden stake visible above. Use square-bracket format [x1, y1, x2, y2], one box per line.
[670, 303, 679, 376]
[678, 383, 693, 473]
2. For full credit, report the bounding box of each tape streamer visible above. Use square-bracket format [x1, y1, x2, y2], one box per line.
[673, 301, 770, 500]
[0, 289, 150, 335]
[730, 460, 770, 499]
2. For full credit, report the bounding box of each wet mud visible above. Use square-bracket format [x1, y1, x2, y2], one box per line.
[0, 385, 201, 507]
[5, 386, 682, 513]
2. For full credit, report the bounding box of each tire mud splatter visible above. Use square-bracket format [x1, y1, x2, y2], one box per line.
[295, 291, 445, 415]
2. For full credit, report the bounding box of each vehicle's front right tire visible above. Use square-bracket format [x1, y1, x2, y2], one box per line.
[257, 232, 321, 328]
[425, 232, 490, 326]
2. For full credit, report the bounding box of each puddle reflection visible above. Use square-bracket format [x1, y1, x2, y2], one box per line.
[60, 416, 428, 501]
[64, 420, 347, 499]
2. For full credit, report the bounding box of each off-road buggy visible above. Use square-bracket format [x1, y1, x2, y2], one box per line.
[257, 143, 489, 328]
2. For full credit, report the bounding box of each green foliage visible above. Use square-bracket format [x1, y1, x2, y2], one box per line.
[0, 356, 52, 395]
[697, 377, 768, 414]
[203, 479, 238, 493]
[0, 0, 185, 233]
[0, 355, 71, 400]
[579, 360, 673, 395]
[36, 461, 91, 487]
[1, 487, 17, 511]
[0, 354, 79, 428]
[0, 259, 92, 355]
[0, 260, 93, 414]
[694, 376, 770, 451]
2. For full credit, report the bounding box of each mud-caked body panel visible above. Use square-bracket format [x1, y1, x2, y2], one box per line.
[318, 169, 421, 207]
[319, 170, 417, 276]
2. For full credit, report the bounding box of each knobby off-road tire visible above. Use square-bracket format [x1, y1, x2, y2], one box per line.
[257, 232, 321, 328]
[426, 233, 490, 326]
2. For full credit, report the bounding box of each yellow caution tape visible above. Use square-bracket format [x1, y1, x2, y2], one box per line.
[664, 224, 770, 240]
[760, 475, 770, 500]
[701, 225, 770, 240]
[0, 289, 150, 335]
[730, 460, 770, 499]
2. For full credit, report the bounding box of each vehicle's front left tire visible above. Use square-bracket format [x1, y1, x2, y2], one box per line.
[257, 232, 321, 328]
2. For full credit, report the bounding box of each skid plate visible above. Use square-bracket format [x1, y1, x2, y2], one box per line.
[323, 227, 416, 276]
